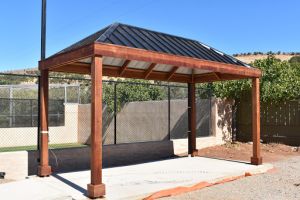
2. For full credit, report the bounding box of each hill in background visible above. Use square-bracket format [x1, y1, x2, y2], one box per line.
[234, 52, 300, 64]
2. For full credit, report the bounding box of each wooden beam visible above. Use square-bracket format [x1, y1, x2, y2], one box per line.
[188, 82, 197, 156]
[144, 63, 156, 79]
[93, 43, 262, 77]
[251, 78, 262, 165]
[38, 69, 52, 177]
[51, 63, 91, 74]
[119, 60, 130, 76]
[88, 56, 106, 198]
[191, 69, 195, 83]
[40, 42, 261, 79]
[167, 66, 179, 81]
[39, 44, 94, 70]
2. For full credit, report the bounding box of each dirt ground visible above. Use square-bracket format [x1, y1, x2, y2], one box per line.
[197, 142, 300, 163]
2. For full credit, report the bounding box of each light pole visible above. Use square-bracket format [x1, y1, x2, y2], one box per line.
[38, 0, 47, 163]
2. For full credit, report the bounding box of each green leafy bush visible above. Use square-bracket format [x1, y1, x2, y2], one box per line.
[209, 56, 300, 102]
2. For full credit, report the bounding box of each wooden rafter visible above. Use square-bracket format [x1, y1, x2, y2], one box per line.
[51, 63, 251, 83]
[119, 60, 131, 76]
[213, 72, 221, 80]
[167, 66, 179, 81]
[103, 65, 191, 83]
[144, 63, 156, 79]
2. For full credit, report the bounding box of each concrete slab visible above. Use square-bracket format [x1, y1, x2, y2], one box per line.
[0, 157, 273, 200]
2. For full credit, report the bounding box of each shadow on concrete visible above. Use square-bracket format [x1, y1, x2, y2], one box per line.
[197, 156, 251, 165]
[28, 140, 175, 175]
[52, 173, 87, 196]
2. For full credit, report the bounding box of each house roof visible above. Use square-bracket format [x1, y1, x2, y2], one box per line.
[57, 22, 249, 68]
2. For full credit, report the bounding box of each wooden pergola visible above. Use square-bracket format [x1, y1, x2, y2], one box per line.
[38, 23, 262, 198]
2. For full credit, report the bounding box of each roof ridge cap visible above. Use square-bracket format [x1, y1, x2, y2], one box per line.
[97, 22, 120, 42]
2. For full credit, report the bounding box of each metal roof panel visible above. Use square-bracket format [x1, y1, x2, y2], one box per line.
[54, 22, 249, 67]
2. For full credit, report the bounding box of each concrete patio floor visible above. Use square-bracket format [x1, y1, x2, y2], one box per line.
[0, 157, 273, 200]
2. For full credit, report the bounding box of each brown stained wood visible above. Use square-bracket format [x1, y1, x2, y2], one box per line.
[93, 43, 261, 77]
[213, 72, 221, 80]
[167, 66, 179, 81]
[52, 63, 91, 74]
[251, 78, 262, 165]
[90, 56, 104, 185]
[38, 69, 51, 177]
[103, 66, 191, 83]
[191, 69, 195, 83]
[40, 43, 262, 78]
[39, 44, 94, 70]
[119, 60, 131, 76]
[144, 63, 157, 79]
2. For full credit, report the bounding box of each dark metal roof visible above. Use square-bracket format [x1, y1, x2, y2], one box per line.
[56, 22, 249, 67]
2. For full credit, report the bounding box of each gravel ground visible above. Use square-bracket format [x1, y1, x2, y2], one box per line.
[163, 156, 300, 200]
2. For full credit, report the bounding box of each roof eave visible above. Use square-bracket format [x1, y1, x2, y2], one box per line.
[39, 42, 261, 78]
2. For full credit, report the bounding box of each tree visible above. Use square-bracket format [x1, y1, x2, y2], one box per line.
[289, 56, 300, 64]
[209, 56, 300, 102]
[103, 79, 167, 113]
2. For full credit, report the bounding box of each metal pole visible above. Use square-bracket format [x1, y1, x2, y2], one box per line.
[168, 85, 171, 140]
[41, 0, 47, 60]
[37, 77, 41, 162]
[64, 86, 67, 103]
[38, 0, 47, 162]
[114, 83, 117, 144]
[9, 86, 13, 127]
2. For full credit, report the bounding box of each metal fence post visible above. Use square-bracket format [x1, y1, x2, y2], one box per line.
[168, 85, 171, 140]
[78, 85, 81, 104]
[31, 99, 34, 127]
[114, 83, 117, 144]
[64, 85, 67, 103]
[37, 76, 41, 162]
[208, 83, 213, 136]
[9, 86, 13, 127]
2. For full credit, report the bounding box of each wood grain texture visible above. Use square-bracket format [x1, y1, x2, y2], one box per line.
[90, 56, 104, 184]
[38, 69, 51, 176]
[251, 78, 262, 165]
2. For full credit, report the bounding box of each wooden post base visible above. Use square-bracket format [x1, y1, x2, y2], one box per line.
[38, 165, 52, 177]
[191, 150, 199, 157]
[251, 157, 263, 165]
[87, 183, 106, 199]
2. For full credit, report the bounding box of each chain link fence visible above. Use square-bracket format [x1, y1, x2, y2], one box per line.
[0, 73, 212, 152]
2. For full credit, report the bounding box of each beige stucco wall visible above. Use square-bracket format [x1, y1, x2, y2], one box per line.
[77, 98, 234, 155]
[0, 104, 78, 147]
[172, 98, 233, 155]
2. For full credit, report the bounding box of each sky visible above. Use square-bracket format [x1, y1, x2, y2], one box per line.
[0, 0, 299, 71]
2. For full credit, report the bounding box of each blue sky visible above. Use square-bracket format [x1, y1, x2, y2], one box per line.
[0, 0, 299, 70]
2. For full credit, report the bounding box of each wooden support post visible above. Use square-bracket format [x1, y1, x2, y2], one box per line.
[87, 56, 106, 198]
[188, 82, 197, 157]
[38, 69, 52, 177]
[251, 78, 262, 165]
